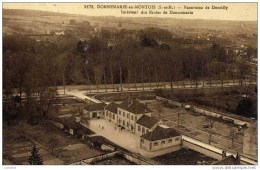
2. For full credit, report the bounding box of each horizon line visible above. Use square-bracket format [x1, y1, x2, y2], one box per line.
[2, 7, 257, 22]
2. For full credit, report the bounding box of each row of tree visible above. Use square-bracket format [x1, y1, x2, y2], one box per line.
[3, 27, 254, 100]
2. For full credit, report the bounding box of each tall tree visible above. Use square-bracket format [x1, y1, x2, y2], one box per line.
[28, 146, 43, 165]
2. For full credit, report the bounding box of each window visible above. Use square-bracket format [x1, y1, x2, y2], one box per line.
[168, 139, 172, 143]
[175, 138, 180, 142]
[131, 115, 133, 120]
[141, 139, 144, 143]
[161, 141, 165, 144]
[119, 110, 121, 115]
[142, 127, 145, 134]
[138, 126, 141, 132]
[154, 142, 158, 146]
[123, 112, 125, 117]
[127, 122, 129, 127]
[123, 120, 125, 126]
[113, 114, 115, 120]
[135, 116, 137, 121]
[127, 114, 129, 118]
[146, 129, 149, 134]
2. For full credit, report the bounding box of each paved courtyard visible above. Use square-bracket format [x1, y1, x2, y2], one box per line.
[81, 119, 183, 158]
[81, 119, 140, 154]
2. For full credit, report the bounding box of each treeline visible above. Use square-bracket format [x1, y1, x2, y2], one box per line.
[3, 27, 253, 97]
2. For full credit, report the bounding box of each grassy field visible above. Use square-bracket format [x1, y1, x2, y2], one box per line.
[3, 9, 257, 37]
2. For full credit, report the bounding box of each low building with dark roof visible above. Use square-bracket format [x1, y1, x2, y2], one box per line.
[116, 99, 153, 133]
[82, 103, 106, 119]
[140, 125, 182, 152]
[104, 102, 119, 123]
[135, 115, 162, 136]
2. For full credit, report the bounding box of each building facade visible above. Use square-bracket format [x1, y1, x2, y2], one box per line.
[116, 100, 153, 133]
[135, 115, 162, 136]
[104, 102, 118, 123]
[82, 103, 106, 119]
[140, 125, 182, 152]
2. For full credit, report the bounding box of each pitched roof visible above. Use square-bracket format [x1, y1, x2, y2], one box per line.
[118, 100, 152, 115]
[105, 102, 119, 113]
[83, 103, 106, 111]
[141, 125, 181, 141]
[136, 115, 159, 129]
[213, 155, 240, 165]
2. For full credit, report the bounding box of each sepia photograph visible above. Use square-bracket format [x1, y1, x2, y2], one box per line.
[1, 1, 258, 167]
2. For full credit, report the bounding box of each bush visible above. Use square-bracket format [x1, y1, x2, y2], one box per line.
[27, 114, 41, 125]
[236, 98, 253, 117]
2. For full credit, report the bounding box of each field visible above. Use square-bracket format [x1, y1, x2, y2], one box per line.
[3, 96, 104, 165]
[3, 119, 102, 165]
[144, 100, 245, 152]
[3, 9, 257, 48]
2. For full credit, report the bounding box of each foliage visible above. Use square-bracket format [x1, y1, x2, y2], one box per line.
[236, 98, 253, 117]
[28, 146, 43, 165]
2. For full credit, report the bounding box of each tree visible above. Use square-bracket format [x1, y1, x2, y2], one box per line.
[236, 98, 253, 117]
[28, 146, 43, 165]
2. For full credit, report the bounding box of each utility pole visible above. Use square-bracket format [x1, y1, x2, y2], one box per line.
[230, 129, 236, 149]
[142, 59, 144, 91]
[177, 112, 180, 127]
[209, 134, 212, 145]
[63, 73, 65, 94]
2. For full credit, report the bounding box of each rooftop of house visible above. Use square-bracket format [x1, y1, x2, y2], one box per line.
[105, 102, 119, 113]
[118, 100, 152, 115]
[136, 115, 160, 129]
[141, 125, 181, 141]
[212, 155, 240, 165]
[83, 103, 106, 112]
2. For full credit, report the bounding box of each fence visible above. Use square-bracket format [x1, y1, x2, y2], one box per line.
[80, 151, 120, 164]
[182, 135, 257, 165]
[156, 96, 251, 127]
[72, 151, 160, 165]
[122, 152, 160, 165]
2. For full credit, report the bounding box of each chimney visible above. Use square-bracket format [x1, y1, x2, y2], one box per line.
[222, 150, 226, 159]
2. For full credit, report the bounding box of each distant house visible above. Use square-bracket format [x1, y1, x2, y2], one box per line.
[140, 125, 181, 152]
[55, 30, 65, 35]
[117, 100, 153, 133]
[104, 102, 119, 123]
[83, 103, 106, 119]
[135, 115, 162, 136]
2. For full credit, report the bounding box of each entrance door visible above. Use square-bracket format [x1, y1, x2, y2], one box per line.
[92, 112, 97, 118]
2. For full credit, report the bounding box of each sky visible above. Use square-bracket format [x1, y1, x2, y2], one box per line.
[2, 2, 257, 21]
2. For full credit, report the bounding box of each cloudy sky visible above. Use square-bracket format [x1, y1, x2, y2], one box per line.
[3, 2, 257, 21]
